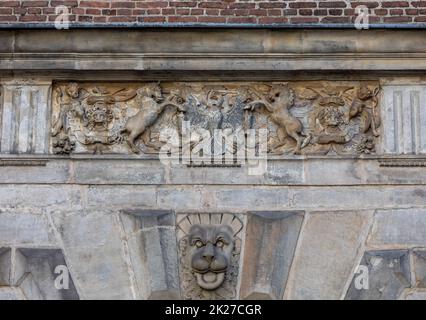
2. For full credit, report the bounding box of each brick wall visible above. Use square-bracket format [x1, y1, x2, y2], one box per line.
[0, 1, 426, 25]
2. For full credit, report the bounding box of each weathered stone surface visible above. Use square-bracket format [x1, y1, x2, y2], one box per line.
[0, 247, 11, 286]
[0, 161, 70, 184]
[240, 211, 304, 300]
[0, 81, 51, 154]
[73, 160, 165, 185]
[213, 187, 290, 211]
[345, 250, 411, 300]
[285, 211, 372, 300]
[291, 186, 426, 210]
[52, 211, 133, 300]
[0, 185, 82, 208]
[14, 248, 79, 300]
[400, 289, 426, 300]
[0, 287, 26, 300]
[382, 85, 426, 154]
[0, 212, 56, 246]
[413, 249, 426, 288]
[86, 186, 157, 209]
[120, 210, 179, 300]
[4, 30, 426, 71]
[368, 209, 426, 246]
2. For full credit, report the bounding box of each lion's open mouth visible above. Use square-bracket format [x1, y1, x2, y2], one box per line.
[195, 272, 225, 291]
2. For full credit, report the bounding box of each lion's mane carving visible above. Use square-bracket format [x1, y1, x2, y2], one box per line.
[177, 213, 243, 300]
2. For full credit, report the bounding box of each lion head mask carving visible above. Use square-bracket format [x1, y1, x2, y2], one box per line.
[177, 213, 243, 300]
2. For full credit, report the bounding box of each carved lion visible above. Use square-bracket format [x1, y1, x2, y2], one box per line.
[177, 213, 243, 300]
[121, 82, 185, 153]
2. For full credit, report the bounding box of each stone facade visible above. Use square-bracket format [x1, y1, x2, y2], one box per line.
[0, 28, 426, 300]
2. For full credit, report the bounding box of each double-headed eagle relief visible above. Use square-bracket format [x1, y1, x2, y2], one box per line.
[51, 81, 380, 156]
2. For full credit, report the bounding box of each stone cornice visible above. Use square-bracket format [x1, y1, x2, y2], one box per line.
[0, 29, 426, 71]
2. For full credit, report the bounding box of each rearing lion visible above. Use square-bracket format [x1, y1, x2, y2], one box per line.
[244, 84, 305, 154]
[121, 83, 185, 153]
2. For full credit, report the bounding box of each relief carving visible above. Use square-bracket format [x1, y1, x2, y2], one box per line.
[177, 213, 243, 300]
[51, 81, 380, 156]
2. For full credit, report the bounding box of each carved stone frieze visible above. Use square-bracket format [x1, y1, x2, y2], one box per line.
[51, 81, 380, 156]
[176, 213, 243, 300]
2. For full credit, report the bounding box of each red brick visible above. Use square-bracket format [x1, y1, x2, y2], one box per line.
[235, 9, 249, 16]
[80, 1, 110, 8]
[139, 16, 166, 22]
[147, 9, 161, 14]
[383, 16, 412, 21]
[406, 8, 420, 14]
[258, 16, 288, 24]
[19, 14, 47, 21]
[51, 0, 78, 6]
[299, 9, 313, 15]
[267, 9, 282, 16]
[229, 3, 256, 9]
[176, 8, 190, 15]
[227, 16, 257, 23]
[108, 16, 137, 22]
[111, 2, 136, 9]
[27, 7, 42, 14]
[137, 1, 168, 8]
[374, 8, 388, 15]
[198, 2, 227, 9]
[290, 17, 320, 23]
[190, 8, 204, 15]
[249, 9, 268, 16]
[412, 1, 426, 6]
[382, 1, 410, 7]
[259, 2, 287, 9]
[414, 15, 426, 20]
[314, 9, 328, 15]
[319, 1, 347, 8]
[344, 8, 356, 15]
[390, 8, 404, 15]
[283, 9, 298, 15]
[0, 1, 20, 8]
[329, 9, 343, 15]
[0, 15, 17, 21]
[350, 2, 380, 8]
[205, 9, 219, 15]
[22, 1, 49, 7]
[0, 8, 13, 14]
[220, 9, 235, 15]
[102, 9, 116, 15]
[94, 16, 107, 22]
[72, 7, 85, 14]
[321, 16, 351, 22]
[168, 15, 198, 22]
[86, 8, 101, 15]
[197, 16, 227, 23]
[78, 15, 93, 22]
[289, 2, 317, 9]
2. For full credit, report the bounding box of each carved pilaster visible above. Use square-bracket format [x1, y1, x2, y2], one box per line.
[382, 85, 426, 154]
[0, 80, 52, 154]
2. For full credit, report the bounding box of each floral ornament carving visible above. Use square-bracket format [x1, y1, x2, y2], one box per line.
[50, 81, 380, 156]
[177, 213, 243, 300]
